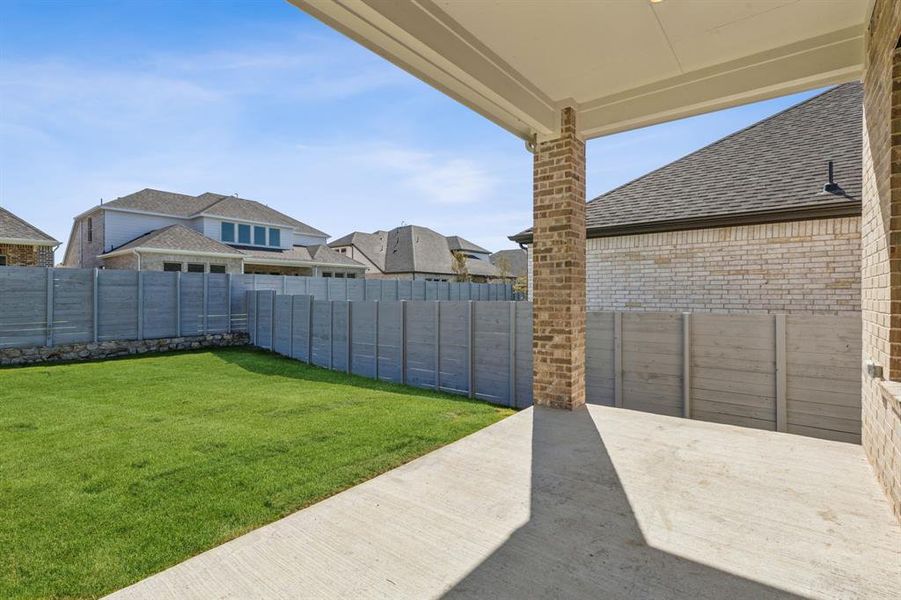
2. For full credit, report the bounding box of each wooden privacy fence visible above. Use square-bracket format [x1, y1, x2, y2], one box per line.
[251, 292, 861, 443]
[586, 311, 862, 443]
[247, 291, 534, 408]
[0, 267, 516, 349]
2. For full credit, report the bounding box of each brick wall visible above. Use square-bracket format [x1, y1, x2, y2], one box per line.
[102, 252, 244, 273]
[65, 209, 105, 268]
[582, 217, 860, 314]
[0, 243, 54, 267]
[531, 107, 586, 410]
[861, 0, 901, 521]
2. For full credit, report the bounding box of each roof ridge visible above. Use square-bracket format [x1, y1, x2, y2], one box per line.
[586, 83, 849, 208]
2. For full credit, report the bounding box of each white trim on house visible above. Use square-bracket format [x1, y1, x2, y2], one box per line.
[99, 247, 245, 260]
[0, 238, 60, 247]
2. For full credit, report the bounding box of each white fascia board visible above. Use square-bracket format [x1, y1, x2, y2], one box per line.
[101, 247, 244, 260]
[0, 237, 60, 246]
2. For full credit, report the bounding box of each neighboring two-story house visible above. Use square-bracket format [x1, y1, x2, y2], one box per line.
[62, 189, 365, 276]
[329, 225, 503, 282]
[0, 207, 59, 267]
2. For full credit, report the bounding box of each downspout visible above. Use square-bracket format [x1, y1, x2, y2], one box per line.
[133, 250, 141, 270]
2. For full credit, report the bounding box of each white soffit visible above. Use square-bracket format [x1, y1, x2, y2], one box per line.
[290, 0, 867, 141]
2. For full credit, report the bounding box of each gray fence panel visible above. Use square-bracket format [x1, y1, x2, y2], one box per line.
[327, 279, 345, 302]
[377, 302, 403, 382]
[0, 267, 47, 348]
[514, 302, 533, 408]
[331, 301, 349, 372]
[52, 268, 93, 345]
[438, 301, 469, 394]
[365, 280, 383, 301]
[230, 275, 251, 332]
[206, 274, 229, 333]
[347, 279, 365, 301]
[178, 274, 204, 336]
[621, 312, 683, 417]
[472, 302, 511, 404]
[141, 271, 177, 340]
[350, 301, 378, 378]
[253, 275, 282, 293]
[310, 300, 332, 368]
[690, 313, 776, 430]
[254, 290, 275, 349]
[290, 296, 312, 362]
[246, 291, 257, 345]
[586, 312, 615, 406]
[285, 277, 308, 296]
[785, 314, 861, 443]
[307, 278, 327, 300]
[404, 301, 437, 389]
[272, 296, 293, 356]
[97, 270, 138, 342]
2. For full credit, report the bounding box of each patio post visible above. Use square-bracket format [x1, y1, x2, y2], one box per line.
[532, 106, 586, 410]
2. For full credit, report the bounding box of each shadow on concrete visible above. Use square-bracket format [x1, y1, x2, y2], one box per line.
[442, 406, 803, 599]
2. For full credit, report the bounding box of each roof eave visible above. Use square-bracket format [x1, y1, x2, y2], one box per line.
[509, 201, 861, 244]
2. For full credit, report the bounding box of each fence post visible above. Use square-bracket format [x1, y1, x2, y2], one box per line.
[93, 268, 99, 343]
[226, 273, 232, 333]
[176, 272, 182, 337]
[270, 291, 276, 351]
[137, 271, 144, 341]
[682, 312, 691, 419]
[202, 273, 208, 335]
[434, 301, 440, 391]
[614, 312, 623, 408]
[282, 275, 287, 295]
[400, 300, 407, 385]
[307, 295, 314, 364]
[45, 268, 54, 347]
[775, 314, 787, 432]
[346, 301, 352, 374]
[374, 301, 380, 380]
[509, 301, 516, 408]
[468, 300, 475, 399]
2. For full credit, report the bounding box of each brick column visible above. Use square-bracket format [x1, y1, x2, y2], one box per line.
[532, 107, 586, 410]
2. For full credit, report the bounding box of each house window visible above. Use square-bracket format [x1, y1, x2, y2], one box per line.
[221, 222, 235, 243]
[0, 255, 6, 266]
[335, 272, 345, 278]
[163, 262, 182, 272]
[209, 264, 226, 274]
[346, 273, 356, 279]
[269, 228, 280, 247]
[187, 263, 205, 273]
[322, 272, 332, 278]
[238, 224, 251, 244]
[87, 218, 93, 242]
[254, 226, 266, 246]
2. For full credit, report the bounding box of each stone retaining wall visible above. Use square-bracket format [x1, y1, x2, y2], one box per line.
[0, 333, 249, 367]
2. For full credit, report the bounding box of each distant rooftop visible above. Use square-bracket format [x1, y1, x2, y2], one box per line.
[0, 207, 59, 245]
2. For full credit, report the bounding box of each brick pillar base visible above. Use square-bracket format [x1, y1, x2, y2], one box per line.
[532, 107, 586, 410]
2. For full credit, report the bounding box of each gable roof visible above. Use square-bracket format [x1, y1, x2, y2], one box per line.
[0, 207, 59, 245]
[511, 82, 862, 242]
[330, 225, 499, 277]
[489, 249, 527, 277]
[101, 225, 244, 257]
[446, 235, 489, 254]
[96, 188, 328, 237]
[240, 244, 365, 269]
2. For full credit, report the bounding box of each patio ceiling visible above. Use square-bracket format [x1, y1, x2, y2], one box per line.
[289, 0, 869, 141]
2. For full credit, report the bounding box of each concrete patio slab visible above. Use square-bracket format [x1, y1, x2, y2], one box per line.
[107, 405, 901, 599]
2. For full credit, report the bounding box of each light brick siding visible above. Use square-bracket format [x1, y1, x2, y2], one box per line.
[66, 209, 105, 268]
[0, 243, 54, 267]
[583, 217, 860, 314]
[531, 107, 586, 410]
[861, 0, 901, 521]
[102, 252, 243, 273]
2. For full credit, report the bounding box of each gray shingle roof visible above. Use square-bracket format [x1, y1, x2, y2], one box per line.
[447, 235, 489, 254]
[241, 244, 365, 268]
[0, 207, 59, 244]
[103, 225, 244, 256]
[330, 225, 500, 277]
[489, 249, 527, 277]
[511, 82, 862, 242]
[100, 189, 328, 237]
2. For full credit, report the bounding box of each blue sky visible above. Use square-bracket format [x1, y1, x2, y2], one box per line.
[0, 0, 825, 259]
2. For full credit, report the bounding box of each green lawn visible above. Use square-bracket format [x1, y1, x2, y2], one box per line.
[0, 348, 513, 599]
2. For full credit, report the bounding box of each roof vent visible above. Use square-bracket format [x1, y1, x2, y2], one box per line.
[822, 160, 841, 194]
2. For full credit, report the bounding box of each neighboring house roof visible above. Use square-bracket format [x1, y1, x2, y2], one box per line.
[510, 82, 862, 243]
[330, 225, 500, 277]
[489, 249, 527, 277]
[100, 225, 244, 257]
[92, 188, 328, 236]
[241, 244, 365, 269]
[0, 207, 59, 245]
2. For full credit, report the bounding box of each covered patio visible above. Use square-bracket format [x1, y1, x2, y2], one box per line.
[108, 405, 900, 599]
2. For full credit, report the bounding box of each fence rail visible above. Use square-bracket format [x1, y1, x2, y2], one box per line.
[0, 267, 517, 349]
[250, 292, 862, 443]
